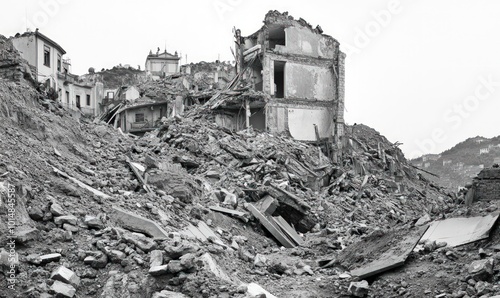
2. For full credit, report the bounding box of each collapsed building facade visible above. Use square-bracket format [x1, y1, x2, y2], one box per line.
[209, 11, 345, 145]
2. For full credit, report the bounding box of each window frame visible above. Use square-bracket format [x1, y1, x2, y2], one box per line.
[135, 113, 145, 123]
[43, 45, 51, 67]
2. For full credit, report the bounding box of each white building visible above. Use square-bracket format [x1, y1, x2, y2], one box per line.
[145, 49, 181, 79]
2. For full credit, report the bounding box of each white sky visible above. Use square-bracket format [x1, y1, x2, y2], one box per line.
[3, 0, 500, 158]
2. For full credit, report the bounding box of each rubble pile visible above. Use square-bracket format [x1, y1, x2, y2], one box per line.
[138, 74, 188, 100]
[0, 41, 499, 298]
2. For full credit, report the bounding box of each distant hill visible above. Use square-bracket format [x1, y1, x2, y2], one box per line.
[410, 136, 500, 190]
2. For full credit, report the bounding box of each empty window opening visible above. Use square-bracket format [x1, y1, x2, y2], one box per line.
[269, 25, 286, 49]
[274, 61, 285, 98]
[76, 95, 81, 108]
[250, 58, 263, 92]
[66, 91, 69, 104]
[250, 108, 266, 131]
[135, 113, 145, 122]
[43, 45, 50, 67]
[57, 54, 61, 72]
[86, 94, 91, 106]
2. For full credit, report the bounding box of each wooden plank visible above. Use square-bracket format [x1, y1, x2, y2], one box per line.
[272, 216, 304, 246]
[127, 160, 153, 194]
[246, 204, 296, 248]
[52, 166, 110, 199]
[209, 206, 248, 222]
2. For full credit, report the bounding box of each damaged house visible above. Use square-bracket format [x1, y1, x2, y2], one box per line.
[208, 11, 345, 144]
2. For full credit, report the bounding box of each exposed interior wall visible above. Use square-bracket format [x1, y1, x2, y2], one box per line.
[275, 26, 335, 59]
[266, 103, 333, 140]
[287, 106, 333, 140]
[285, 63, 334, 101]
[266, 105, 286, 134]
[214, 110, 247, 131]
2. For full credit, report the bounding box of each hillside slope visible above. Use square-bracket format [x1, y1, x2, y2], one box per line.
[411, 136, 500, 190]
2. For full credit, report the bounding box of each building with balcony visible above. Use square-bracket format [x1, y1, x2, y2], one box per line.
[11, 30, 103, 116]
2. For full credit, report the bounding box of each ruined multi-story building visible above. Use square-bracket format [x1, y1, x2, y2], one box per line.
[213, 11, 345, 143]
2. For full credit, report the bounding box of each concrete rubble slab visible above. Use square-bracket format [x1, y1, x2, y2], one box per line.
[111, 206, 168, 239]
[246, 203, 296, 248]
[273, 216, 304, 246]
[338, 226, 428, 280]
[246, 283, 278, 298]
[209, 205, 248, 222]
[420, 213, 500, 247]
[179, 221, 226, 247]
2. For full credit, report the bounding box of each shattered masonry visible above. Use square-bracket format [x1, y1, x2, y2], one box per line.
[214, 10, 345, 145]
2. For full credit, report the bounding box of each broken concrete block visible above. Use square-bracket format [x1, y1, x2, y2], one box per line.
[111, 206, 168, 239]
[253, 254, 268, 267]
[54, 215, 78, 226]
[149, 265, 169, 276]
[164, 241, 200, 259]
[84, 215, 105, 229]
[254, 195, 278, 215]
[84, 252, 108, 269]
[122, 232, 158, 252]
[62, 223, 79, 233]
[149, 250, 163, 268]
[50, 202, 65, 217]
[50, 280, 76, 298]
[475, 281, 491, 296]
[415, 213, 431, 226]
[51, 266, 80, 287]
[246, 283, 277, 298]
[179, 253, 196, 270]
[107, 250, 126, 263]
[14, 228, 39, 244]
[195, 253, 235, 284]
[26, 254, 43, 265]
[40, 253, 61, 264]
[348, 280, 370, 297]
[167, 260, 183, 274]
[469, 259, 494, 281]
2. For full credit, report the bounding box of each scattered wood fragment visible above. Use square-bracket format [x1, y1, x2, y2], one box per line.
[209, 205, 248, 222]
[52, 166, 110, 199]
